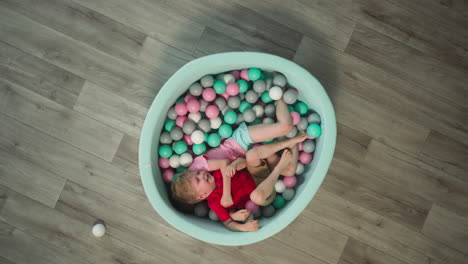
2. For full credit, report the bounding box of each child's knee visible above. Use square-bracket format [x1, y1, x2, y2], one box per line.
[250, 191, 265, 205]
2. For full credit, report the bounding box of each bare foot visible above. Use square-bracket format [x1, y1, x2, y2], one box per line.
[287, 132, 307, 149]
[276, 149, 292, 171]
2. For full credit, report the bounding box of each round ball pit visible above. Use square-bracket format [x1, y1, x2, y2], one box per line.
[139, 52, 336, 246]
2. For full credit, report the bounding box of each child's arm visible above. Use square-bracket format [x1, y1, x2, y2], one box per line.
[223, 219, 259, 232]
[221, 172, 233, 207]
[206, 159, 230, 171]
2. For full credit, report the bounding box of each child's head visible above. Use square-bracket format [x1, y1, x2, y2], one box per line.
[171, 170, 216, 204]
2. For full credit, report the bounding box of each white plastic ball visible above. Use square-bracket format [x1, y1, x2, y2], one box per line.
[169, 155, 180, 168]
[297, 117, 308, 131]
[269, 86, 283, 100]
[200, 75, 214, 88]
[167, 107, 178, 120]
[245, 90, 259, 104]
[199, 99, 209, 112]
[170, 127, 183, 141]
[253, 80, 266, 93]
[228, 96, 241, 109]
[275, 180, 286, 193]
[210, 117, 222, 129]
[263, 117, 274, 124]
[209, 210, 219, 221]
[286, 126, 297, 138]
[308, 113, 321, 124]
[252, 105, 264, 118]
[264, 104, 276, 118]
[188, 112, 202, 123]
[92, 223, 106, 237]
[243, 109, 256, 123]
[302, 140, 315, 153]
[191, 130, 205, 144]
[179, 153, 193, 167]
[198, 119, 211, 133]
[223, 73, 235, 84]
[160, 132, 172, 144]
[283, 90, 298, 104]
[273, 74, 287, 87]
[182, 120, 196, 134]
[189, 83, 203, 96]
[296, 163, 304, 175]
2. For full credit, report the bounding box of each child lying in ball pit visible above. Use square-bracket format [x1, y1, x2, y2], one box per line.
[171, 99, 307, 232]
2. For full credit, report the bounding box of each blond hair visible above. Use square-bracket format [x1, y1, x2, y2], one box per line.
[170, 170, 199, 205]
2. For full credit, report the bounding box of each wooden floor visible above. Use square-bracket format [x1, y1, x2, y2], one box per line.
[1, 0, 468, 263]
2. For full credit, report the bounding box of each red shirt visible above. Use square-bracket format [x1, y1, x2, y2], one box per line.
[206, 169, 256, 222]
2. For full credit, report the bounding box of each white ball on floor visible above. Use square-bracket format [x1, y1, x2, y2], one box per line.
[191, 130, 205, 144]
[169, 155, 180, 168]
[252, 105, 264, 118]
[275, 180, 286, 193]
[296, 163, 304, 175]
[269, 86, 283, 100]
[92, 223, 106, 237]
[179, 153, 193, 167]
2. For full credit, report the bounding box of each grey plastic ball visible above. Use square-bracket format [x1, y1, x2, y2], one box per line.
[236, 113, 244, 125]
[189, 83, 203, 96]
[283, 189, 295, 201]
[194, 202, 209, 217]
[253, 210, 262, 219]
[242, 214, 255, 224]
[308, 113, 321, 124]
[182, 120, 196, 134]
[228, 96, 241, 109]
[253, 80, 266, 93]
[273, 74, 287, 87]
[264, 104, 276, 118]
[286, 126, 297, 138]
[265, 78, 273, 91]
[302, 140, 315, 153]
[170, 127, 183, 141]
[168, 107, 178, 120]
[222, 106, 232, 115]
[263, 117, 274, 124]
[262, 205, 276, 218]
[239, 93, 245, 100]
[216, 73, 225, 81]
[198, 119, 211, 133]
[243, 109, 256, 123]
[245, 90, 259, 104]
[199, 99, 208, 112]
[160, 131, 172, 144]
[208, 210, 219, 221]
[200, 75, 214, 88]
[297, 117, 308, 131]
[283, 90, 298, 105]
[296, 175, 305, 185]
[215, 97, 227, 111]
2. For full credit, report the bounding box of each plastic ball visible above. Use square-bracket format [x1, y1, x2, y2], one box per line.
[245, 200, 259, 214]
[192, 143, 206, 155]
[269, 86, 283, 100]
[283, 188, 295, 201]
[263, 117, 274, 124]
[262, 205, 276, 218]
[288, 105, 295, 112]
[251, 119, 261, 125]
[213, 80, 226, 94]
[189, 82, 203, 95]
[220, 91, 230, 101]
[92, 223, 106, 237]
[188, 112, 202, 123]
[299, 152, 313, 164]
[215, 97, 227, 111]
[197, 119, 211, 133]
[170, 127, 183, 141]
[239, 93, 245, 100]
[295, 101, 308, 115]
[302, 140, 315, 153]
[194, 202, 209, 217]
[240, 69, 250, 81]
[272, 195, 286, 209]
[307, 124, 322, 138]
[297, 117, 309, 131]
[226, 82, 240, 96]
[175, 97, 184, 104]
[167, 107, 178, 120]
[162, 169, 175, 183]
[173, 141, 188, 155]
[184, 94, 196, 103]
[290, 112, 301, 125]
[182, 120, 196, 134]
[205, 105, 220, 119]
[283, 176, 297, 188]
[159, 157, 170, 169]
[159, 145, 172, 158]
[202, 88, 216, 102]
[235, 113, 244, 125]
[253, 80, 266, 93]
[286, 126, 298, 138]
[164, 120, 176, 132]
[160, 131, 172, 144]
[179, 153, 193, 167]
[184, 134, 194, 146]
[230, 70, 240, 80]
[274, 180, 286, 193]
[174, 102, 188, 116]
[227, 96, 241, 109]
[169, 155, 180, 168]
[248, 68, 262, 81]
[264, 104, 276, 118]
[237, 80, 249, 93]
[208, 210, 219, 221]
[221, 106, 232, 115]
[207, 134, 221, 147]
[265, 77, 273, 91]
[308, 113, 321, 124]
[283, 89, 298, 104]
[219, 124, 233, 138]
[199, 75, 213, 87]
[243, 109, 256, 123]
[261, 91, 273, 103]
[239, 100, 252, 113]
[245, 90, 259, 104]
[186, 99, 201, 113]
[191, 130, 205, 144]
[175, 116, 188, 128]
[273, 74, 287, 87]
[252, 105, 264, 118]
[296, 163, 304, 175]
[199, 99, 209, 112]
[254, 210, 262, 219]
[210, 117, 222, 129]
[224, 110, 237, 125]
[223, 73, 235, 84]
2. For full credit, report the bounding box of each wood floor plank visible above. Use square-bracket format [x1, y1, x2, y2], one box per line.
[294, 36, 468, 147]
[0, 78, 123, 162]
[74, 81, 147, 139]
[0, 113, 159, 223]
[346, 23, 468, 109]
[231, 0, 355, 51]
[0, 148, 65, 208]
[0, 220, 92, 264]
[340, 238, 408, 264]
[304, 189, 468, 264]
[422, 204, 468, 255]
[419, 131, 468, 182]
[0, 7, 162, 108]
[112, 134, 139, 176]
[0, 186, 171, 264]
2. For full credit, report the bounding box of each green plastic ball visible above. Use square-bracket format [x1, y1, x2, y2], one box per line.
[237, 80, 249, 93]
[192, 143, 207, 155]
[239, 100, 252, 113]
[224, 110, 237, 125]
[175, 97, 184, 103]
[213, 80, 226, 94]
[307, 123, 322, 138]
[288, 105, 295, 112]
[164, 120, 175, 132]
[176, 166, 186, 173]
[173, 172, 181, 181]
[250, 119, 261, 125]
[207, 134, 221, 147]
[158, 145, 173, 158]
[262, 138, 275, 144]
[295, 101, 308, 115]
[204, 132, 209, 142]
[272, 195, 286, 209]
[248, 68, 262, 82]
[219, 124, 233, 138]
[261, 91, 273, 103]
[173, 141, 188, 155]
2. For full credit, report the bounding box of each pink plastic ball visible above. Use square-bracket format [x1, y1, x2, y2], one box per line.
[226, 83, 240, 96]
[220, 91, 230, 100]
[283, 176, 297, 188]
[299, 152, 313, 164]
[175, 116, 188, 128]
[240, 69, 250, 81]
[202, 88, 216, 102]
[205, 105, 220, 119]
[162, 169, 175, 183]
[184, 134, 194, 145]
[184, 94, 197, 103]
[159, 157, 170, 169]
[230, 70, 240, 80]
[291, 112, 301, 125]
[186, 99, 201, 113]
[174, 102, 188, 116]
[245, 200, 259, 214]
[298, 142, 303, 151]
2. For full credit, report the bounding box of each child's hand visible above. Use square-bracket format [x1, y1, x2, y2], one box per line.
[221, 194, 234, 208]
[231, 209, 250, 222]
[241, 220, 259, 232]
[221, 163, 236, 178]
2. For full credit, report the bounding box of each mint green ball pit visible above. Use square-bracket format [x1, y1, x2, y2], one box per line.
[139, 52, 336, 246]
